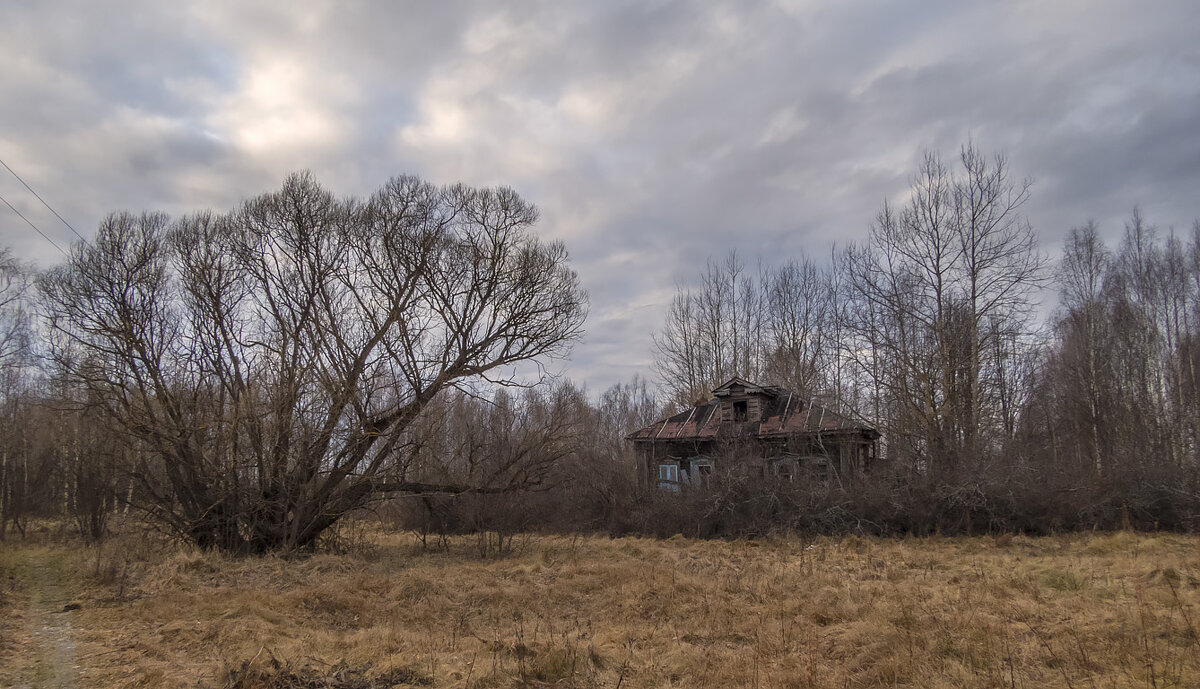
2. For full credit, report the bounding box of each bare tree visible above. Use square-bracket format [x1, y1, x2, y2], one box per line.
[762, 255, 834, 396]
[954, 145, 1043, 453]
[653, 252, 767, 404]
[653, 251, 837, 405]
[844, 144, 1046, 474]
[0, 248, 36, 538]
[1054, 222, 1112, 470]
[1033, 207, 1200, 479]
[38, 172, 587, 553]
[0, 249, 29, 372]
[653, 285, 709, 405]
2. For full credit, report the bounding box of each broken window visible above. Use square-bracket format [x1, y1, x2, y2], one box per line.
[733, 400, 748, 422]
[772, 458, 798, 482]
[810, 458, 831, 483]
[688, 457, 714, 487]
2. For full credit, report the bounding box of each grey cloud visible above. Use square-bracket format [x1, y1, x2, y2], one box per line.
[2, 0, 1199, 392]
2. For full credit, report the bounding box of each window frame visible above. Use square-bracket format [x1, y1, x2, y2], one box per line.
[657, 462, 680, 492]
[733, 400, 748, 422]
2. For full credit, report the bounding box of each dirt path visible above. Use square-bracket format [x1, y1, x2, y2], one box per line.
[6, 548, 80, 689]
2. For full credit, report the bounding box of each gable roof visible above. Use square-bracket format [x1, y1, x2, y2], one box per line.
[627, 383, 878, 443]
[711, 376, 772, 397]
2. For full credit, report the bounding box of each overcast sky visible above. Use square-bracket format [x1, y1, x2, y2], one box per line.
[2, 1, 1198, 393]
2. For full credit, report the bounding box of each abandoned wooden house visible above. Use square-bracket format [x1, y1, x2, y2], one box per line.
[627, 377, 880, 491]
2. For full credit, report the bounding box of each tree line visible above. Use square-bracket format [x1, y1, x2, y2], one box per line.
[649, 143, 1200, 535]
[2, 146, 1199, 551]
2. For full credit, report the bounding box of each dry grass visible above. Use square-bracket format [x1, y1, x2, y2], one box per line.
[1, 530, 86, 686]
[0, 542, 34, 679]
[4, 526, 1200, 688]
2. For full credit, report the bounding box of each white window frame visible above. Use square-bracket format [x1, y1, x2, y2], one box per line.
[657, 463, 680, 492]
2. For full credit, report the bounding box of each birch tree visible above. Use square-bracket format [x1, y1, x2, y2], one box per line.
[845, 144, 1046, 473]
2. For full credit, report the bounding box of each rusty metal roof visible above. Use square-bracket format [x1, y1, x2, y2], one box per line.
[627, 387, 878, 442]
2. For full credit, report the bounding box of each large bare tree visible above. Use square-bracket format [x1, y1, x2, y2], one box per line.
[38, 172, 587, 553]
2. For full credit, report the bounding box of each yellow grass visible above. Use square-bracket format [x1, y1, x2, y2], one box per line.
[3, 526, 1200, 688]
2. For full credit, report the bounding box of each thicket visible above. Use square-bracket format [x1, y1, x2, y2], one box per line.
[388, 458, 1200, 545]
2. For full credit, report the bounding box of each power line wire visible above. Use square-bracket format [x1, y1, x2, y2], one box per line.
[0, 190, 69, 258]
[0, 156, 88, 243]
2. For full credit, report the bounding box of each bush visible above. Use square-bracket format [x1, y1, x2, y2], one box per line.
[385, 458, 1200, 541]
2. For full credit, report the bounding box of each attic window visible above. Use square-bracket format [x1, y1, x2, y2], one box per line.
[733, 400, 748, 422]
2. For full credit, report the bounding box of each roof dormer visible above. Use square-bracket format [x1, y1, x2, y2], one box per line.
[711, 377, 775, 424]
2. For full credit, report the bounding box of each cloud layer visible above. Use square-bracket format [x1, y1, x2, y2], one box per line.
[2, 0, 1199, 392]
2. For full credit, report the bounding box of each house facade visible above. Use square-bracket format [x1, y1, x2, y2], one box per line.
[626, 377, 880, 491]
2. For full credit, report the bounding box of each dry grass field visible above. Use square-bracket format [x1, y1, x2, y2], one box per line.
[2, 525, 1199, 688]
